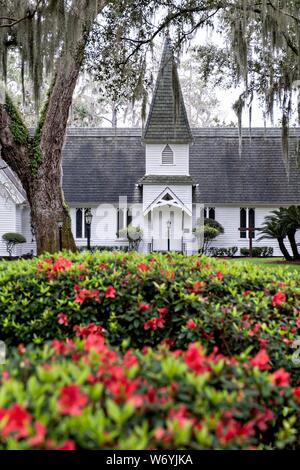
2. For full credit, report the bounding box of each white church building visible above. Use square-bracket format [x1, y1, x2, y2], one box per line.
[1, 38, 300, 257]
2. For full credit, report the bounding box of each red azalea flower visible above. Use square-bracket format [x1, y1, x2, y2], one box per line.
[56, 440, 76, 450]
[73, 323, 104, 339]
[249, 322, 262, 337]
[1, 371, 10, 381]
[74, 287, 100, 304]
[144, 317, 165, 330]
[186, 319, 197, 330]
[259, 338, 268, 349]
[123, 350, 139, 368]
[184, 343, 210, 374]
[157, 307, 169, 316]
[272, 291, 286, 307]
[215, 271, 223, 280]
[57, 313, 68, 326]
[17, 344, 26, 355]
[243, 290, 252, 297]
[58, 385, 88, 416]
[270, 368, 290, 387]
[292, 387, 300, 402]
[28, 421, 46, 446]
[160, 338, 175, 348]
[137, 263, 149, 272]
[0, 404, 32, 439]
[190, 281, 205, 294]
[249, 349, 270, 370]
[105, 285, 116, 299]
[139, 303, 150, 312]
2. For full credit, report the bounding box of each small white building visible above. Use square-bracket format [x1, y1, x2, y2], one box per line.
[1, 38, 300, 256]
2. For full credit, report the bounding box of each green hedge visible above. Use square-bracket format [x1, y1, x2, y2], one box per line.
[240, 247, 274, 257]
[0, 252, 299, 375]
[0, 332, 299, 450]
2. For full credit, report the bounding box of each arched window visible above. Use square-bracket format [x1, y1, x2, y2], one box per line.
[76, 208, 91, 238]
[240, 208, 247, 239]
[162, 144, 174, 165]
[249, 208, 255, 239]
[209, 208, 215, 220]
[76, 209, 83, 238]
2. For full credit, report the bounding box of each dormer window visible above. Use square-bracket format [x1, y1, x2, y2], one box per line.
[162, 144, 174, 165]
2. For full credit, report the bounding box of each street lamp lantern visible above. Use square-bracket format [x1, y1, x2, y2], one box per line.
[85, 209, 93, 251]
[58, 220, 63, 252]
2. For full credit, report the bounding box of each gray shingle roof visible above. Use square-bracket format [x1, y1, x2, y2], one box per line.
[62, 127, 300, 205]
[142, 37, 193, 144]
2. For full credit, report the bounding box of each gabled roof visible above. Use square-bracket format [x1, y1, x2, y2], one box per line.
[61, 127, 300, 205]
[142, 37, 193, 144]
[0, 158, 26, 203]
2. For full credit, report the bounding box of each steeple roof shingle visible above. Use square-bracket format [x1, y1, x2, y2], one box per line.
[143, 37, 193, 143]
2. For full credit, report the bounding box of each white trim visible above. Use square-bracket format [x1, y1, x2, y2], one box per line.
[144, 187, 192, 217]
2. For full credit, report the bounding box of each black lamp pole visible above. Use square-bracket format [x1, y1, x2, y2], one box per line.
[58, 221, 63, 251]
[85, 209, 93, 251]
[167, 219, 171, 252]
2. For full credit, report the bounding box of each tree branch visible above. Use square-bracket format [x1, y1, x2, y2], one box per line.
[0, 0, 43, 28]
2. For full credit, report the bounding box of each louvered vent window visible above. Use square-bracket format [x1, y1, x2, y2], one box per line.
[162, 144, 174, 165]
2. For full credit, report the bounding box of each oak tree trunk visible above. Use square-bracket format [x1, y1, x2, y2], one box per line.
[0, 0, 107, 255]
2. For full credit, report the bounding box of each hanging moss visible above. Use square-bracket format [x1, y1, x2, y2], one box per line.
[4, 94, 30, 146]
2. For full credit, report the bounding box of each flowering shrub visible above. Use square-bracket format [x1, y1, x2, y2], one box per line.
[0, 329, 299, 450]
[0, 252, 299, 377]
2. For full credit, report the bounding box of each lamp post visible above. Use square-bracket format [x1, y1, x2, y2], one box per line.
[167, 219, 171, 252]
[58, 220, 63, 252]
[85, 209, 93, 251]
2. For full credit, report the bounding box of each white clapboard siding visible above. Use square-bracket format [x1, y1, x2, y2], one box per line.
[0, 192, 16, 256]
[20, 206, 36, 255]
[146, 144, 189, 175]
[208, 206, 295, 257]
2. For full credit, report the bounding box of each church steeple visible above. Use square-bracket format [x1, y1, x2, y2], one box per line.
[143, 36, 193, 144]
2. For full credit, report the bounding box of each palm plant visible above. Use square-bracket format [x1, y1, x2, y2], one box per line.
[258, 214, 293, 261]
[280, 206, 300, 260]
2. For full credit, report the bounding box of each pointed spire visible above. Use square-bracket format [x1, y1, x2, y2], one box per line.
[143, 37, 193, 144]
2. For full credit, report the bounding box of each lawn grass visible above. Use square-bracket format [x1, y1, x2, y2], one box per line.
[226, 256, 300, 273]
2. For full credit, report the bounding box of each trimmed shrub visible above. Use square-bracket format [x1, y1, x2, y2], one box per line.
[0, 332, 299, 450]
[0, 252, 299, 378]
[209, 247, 238, 257]
[240, 247, 274, 258]
[2, 232, 26, 257]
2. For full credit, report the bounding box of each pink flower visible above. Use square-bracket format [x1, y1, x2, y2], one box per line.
[105, 285, 116, 299]
[272, 291, 286, 307]
[57, 313, 68, 326]
[270, 368, 290, 387]
[186, 319, 197, 330]
[58, 385, 88, 416]
[296, 318, 300, 329]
